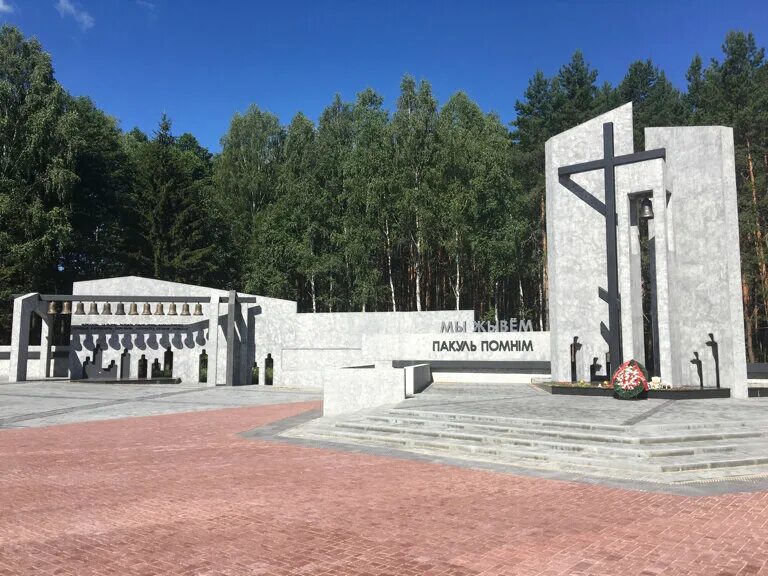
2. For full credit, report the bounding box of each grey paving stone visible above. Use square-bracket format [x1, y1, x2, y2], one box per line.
[0, 381, 320, 428]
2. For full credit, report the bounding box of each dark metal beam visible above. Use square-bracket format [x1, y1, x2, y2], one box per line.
[37, 294, 211, 303]
[603, 123, 623, 373]
[31, 294, 259, 303]
[558, 147, 665, 176]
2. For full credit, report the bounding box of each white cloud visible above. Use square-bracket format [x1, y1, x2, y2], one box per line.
[136, 0, 155, 9]
[55, 0, 95, 30]
[0, 0, 14, 14]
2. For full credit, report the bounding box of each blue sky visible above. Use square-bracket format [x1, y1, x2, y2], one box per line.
[1, 0, 766, 151]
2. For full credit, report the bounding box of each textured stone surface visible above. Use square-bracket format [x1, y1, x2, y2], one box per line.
[404, 363, 431, 395]
[3, 400, 768, 575]
[645, 127, 747, 397]
[322, 364, 404, 416]
[8, 293, 40, 382]
[547, 105, 747, 397]
[546, 104, 635, 382]
[258, 309, 476, 389]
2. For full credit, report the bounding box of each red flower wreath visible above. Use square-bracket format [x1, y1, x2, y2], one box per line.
[610, 359, 649, 399]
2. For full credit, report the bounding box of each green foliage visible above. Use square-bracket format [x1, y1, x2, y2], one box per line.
[127, 113, 224, 285]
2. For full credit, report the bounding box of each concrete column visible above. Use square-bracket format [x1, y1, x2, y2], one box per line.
[9, 293, 39, 382]
[225, 290, 238, 386]
[40, 314, 53, 378]
[206, 293, 220, 387]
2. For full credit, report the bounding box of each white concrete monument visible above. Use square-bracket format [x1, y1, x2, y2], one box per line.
[546, 103, 748, 397]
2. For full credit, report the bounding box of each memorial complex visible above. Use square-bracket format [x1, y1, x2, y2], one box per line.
[0, 103, 754, 409]
[4, 8, 768, 575]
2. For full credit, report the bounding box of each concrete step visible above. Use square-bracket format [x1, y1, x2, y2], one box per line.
[389, 409, 630, 433]
[296, 425, 768, 475]
[336, 420, 746, 458]
[361, 414, 764, 445]
[390, 408, 768, 435]
[282, 403, 768, 484]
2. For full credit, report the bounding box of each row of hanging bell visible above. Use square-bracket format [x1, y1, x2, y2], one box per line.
[46, 301, 72, 315]
[67, 302, 204, 316]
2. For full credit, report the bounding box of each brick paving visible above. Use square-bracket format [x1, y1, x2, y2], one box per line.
[1, 402, 768, 575]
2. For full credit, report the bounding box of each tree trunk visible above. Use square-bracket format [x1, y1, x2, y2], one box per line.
[453, 231, 461, 311]
[385, 219, 397, 312]
[310, 275, 317, 313]
[414, 214, 422, 312]
[743, 279, 756, 363]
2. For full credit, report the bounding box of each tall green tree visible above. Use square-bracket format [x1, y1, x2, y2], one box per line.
[392, 75, 438, 311]
[0, 26, 75, 337]
[129, 114, 220, 285]
[345, 89, 391, 311]
[214, 105, 284, 286]
[314, 94, 353, 311]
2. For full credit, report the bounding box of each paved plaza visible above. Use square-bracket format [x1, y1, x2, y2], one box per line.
[0, 381, 320, 428]
[1, 382, 768, 574]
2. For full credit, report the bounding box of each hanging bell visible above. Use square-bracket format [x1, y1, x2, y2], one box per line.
[128, 302, 139, 315]
[154, 303, 165, 315]
[61, 301, 72, 315]
[639, 197, 654, 220]
[180, 303, 191, 316]
[142, 303, 152, 315]
[47, 301, 58, 315]
[115, 302, 126, 315]
[74, 302, 85, 315]
[88, 302, 99, 315]
[167, 302, 178, 315]
[193, 303, 203, 316]
[101, 302, 112, 315]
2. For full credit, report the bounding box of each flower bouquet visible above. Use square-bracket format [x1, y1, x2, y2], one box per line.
[610, 359, 649, 400]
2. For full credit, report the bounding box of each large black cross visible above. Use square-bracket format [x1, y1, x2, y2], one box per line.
[557, 122, 665, 374]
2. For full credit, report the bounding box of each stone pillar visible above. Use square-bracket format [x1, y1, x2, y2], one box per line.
[40, 313, 53, 378]
[646, 126, 748, 397]
[225, 290, 238, 386]
[9, 293, 39, 382]
[649, 175, 678, 387]
[206, 293, 220, 387]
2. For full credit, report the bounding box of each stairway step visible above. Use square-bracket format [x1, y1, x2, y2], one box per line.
[346, 418, 761, 446]
[390, 409, 768, 436]
[389, 409, 630, 433]
[296, 423, 768, 475]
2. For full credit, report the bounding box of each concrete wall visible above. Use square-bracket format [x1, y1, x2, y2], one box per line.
[257, 309, 475, 389]
[364, 332, 551, 364]
[405, 364, 432, 396]
[322, 363, 405, 416]
[546, 103, 635, 382]
[646, 127, 747, 397]
[0, 346, 68, 381]
[10, 277, 546, 391]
